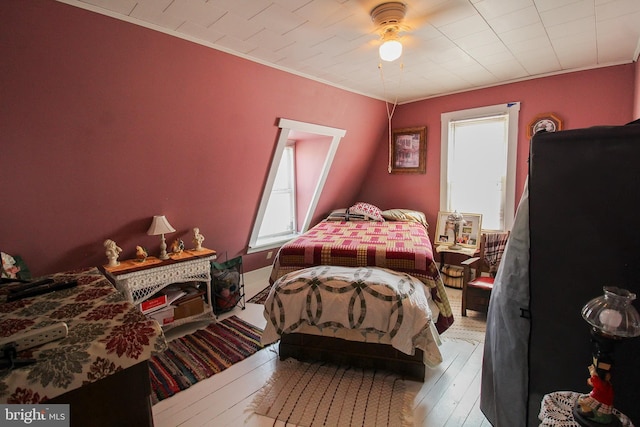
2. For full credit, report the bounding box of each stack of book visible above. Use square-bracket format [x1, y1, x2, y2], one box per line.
[141, 284, 205, 326]
[140, 288, 185, 325]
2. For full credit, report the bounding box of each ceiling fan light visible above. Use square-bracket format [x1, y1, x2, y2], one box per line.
[379, 39, 402, 62]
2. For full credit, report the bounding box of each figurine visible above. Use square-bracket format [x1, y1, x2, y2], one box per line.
[576, 363, 615, 425]
[135, 246, 148, 262]
[104, 239, 122, 267]
[170, 238, 185, 254]
[192, 227, 205, 251]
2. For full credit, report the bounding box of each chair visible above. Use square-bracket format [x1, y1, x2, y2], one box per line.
[461, 231, 510, 316]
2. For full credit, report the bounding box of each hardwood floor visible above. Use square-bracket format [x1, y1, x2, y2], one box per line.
[152, 269, 491, 427]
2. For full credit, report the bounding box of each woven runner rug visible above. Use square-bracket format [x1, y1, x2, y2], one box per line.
[439, 288, 486, 342]
[249, 284, 486, 342]
[252, 358, 414, 427]
[149, 315, 264, 403]
[248, 284, 271, 304]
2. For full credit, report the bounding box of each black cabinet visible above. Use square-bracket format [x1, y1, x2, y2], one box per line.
[527, 123, 640, 426]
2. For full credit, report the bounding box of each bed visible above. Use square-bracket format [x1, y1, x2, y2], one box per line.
[262, 205, 454, 380]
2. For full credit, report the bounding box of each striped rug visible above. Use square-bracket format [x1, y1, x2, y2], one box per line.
[252, 358, 414, 426]
[248, 284, 271, 304]
[149, 315, 264, 403]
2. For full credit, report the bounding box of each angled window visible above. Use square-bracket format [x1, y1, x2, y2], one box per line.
[257, 144, 296, 241]
[440, 102, 520, 231]
[248, 119, 346, 253]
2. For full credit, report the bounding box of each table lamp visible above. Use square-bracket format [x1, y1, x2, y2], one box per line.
[147, 215, 175, 260]
[573, 286, 640, 427]
[447, 211, 465, 249]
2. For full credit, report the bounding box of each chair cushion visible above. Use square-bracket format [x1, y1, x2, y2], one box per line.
[468, 276, 494, 291]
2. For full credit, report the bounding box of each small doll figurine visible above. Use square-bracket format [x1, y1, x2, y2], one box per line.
[104, 239, 122, 267]
[135, 246, 148, 262]
[170, 238, 185, 254]
[192, 227, 205, 251]
[576, 363, 615, 425]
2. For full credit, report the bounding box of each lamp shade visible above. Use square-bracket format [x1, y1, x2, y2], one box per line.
[581, 286, 640, 338]
[147, 215, 176, 236]
[379, 39, 402, 62]
[447, 210, 464, 224]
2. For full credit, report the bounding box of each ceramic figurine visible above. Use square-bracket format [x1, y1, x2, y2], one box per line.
[135, 246, 148, 262]
[170, 238, 185, 254]
[192, 227, 205, 251]
[104, 239, 122, 267]
[575, 363, 615, 425]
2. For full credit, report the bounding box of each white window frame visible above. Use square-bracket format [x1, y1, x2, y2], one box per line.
[248, 118, 346, 253]
[440, 102, 520, 232]
[256, 144, 297, 242]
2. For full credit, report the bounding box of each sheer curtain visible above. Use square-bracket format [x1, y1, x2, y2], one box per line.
[447, 115, 508, 231]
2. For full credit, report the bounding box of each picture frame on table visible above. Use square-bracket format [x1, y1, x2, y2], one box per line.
[434, 211, 483, 250]
[527, 113, 563, 139]
[389, 126, 426, 174]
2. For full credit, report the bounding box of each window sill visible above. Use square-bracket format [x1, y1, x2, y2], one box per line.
[247, 234, 299, 254]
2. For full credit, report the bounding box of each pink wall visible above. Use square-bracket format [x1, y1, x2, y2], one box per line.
[0, 0, 387, 276]
[357, 64, 637, 241]
[296, 136, 332, 228]
[1, 1, 637, 278]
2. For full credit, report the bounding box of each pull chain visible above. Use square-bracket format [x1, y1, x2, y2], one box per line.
[379, 61, 404, 172]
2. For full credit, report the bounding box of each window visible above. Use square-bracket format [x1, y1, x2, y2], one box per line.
[248, 119, 346, 253]
[257, 145, 296, 241]
[440, 102, 520, 231]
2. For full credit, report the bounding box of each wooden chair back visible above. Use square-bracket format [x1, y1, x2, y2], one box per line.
[461, 231, 510, 316]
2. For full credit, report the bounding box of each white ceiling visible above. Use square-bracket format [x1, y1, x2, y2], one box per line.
[59, 0, 640, 104]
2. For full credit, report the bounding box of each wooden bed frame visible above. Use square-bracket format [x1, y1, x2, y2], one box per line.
[279, 333, 426, 382]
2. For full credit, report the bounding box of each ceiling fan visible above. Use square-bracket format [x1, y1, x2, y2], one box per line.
[370, 2, 408, 62]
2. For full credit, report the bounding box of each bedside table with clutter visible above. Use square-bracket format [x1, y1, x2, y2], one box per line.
[100, 248, 217, 331]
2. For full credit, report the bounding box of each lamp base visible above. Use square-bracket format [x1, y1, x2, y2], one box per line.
[573, 405, 622, 427]
[450, 244, 461, 250]
[158, 234, 169, 260]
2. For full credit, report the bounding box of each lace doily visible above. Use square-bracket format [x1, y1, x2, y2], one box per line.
[539, 391, 634, 427]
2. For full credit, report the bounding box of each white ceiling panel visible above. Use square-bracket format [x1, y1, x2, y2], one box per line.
[250, 3, 308, 34]
[488, 6, 541, 34]
[474, 0, 534, 20]
[57, 0, 640, 103]
[163, 0, 224, 28]
[539, 0, 594, 27]
[546, 17, 595, 40]
[129, 5, 184, 31]
[210, 11, 264, 41]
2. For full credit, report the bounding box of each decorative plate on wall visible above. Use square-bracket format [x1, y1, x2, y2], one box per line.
[528, 113, 563, 139]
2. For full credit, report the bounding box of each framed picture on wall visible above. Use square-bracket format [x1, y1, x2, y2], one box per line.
[434, 211, 483, 250]
[389, 126, 426, 174]
[527, 113, 563, 139]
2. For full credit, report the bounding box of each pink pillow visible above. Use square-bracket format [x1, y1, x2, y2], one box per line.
[349, 202, 385, 222]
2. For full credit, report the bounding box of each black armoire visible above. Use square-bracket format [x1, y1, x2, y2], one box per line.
[482, 121, 640, 426]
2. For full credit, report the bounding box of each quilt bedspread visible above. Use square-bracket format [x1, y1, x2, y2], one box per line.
[261, 265, 443, 367]
[270, 220, 453, 333]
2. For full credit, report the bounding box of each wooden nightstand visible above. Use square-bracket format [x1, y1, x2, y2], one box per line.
[435, 244, 479, 288]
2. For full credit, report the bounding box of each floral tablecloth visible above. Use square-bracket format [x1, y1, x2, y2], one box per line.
[0, 267, 167, 403]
